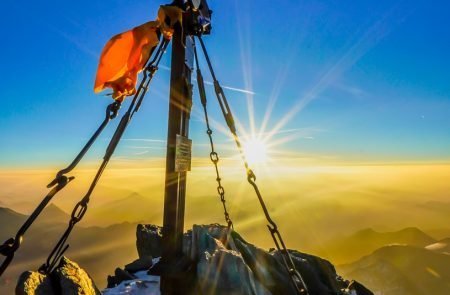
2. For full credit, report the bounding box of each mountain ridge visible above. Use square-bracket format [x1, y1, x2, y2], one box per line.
[339, 244, 450, 295]
[319, 226, 436, 264]
[0, 206, 139, 294]
[83, 192, 161, 226]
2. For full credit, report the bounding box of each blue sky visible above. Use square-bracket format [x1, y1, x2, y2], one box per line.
[0, 0, 449, 167]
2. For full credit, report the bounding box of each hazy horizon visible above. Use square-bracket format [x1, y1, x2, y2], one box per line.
[1, 161, 449, 250]
[1, 0, 449, 294]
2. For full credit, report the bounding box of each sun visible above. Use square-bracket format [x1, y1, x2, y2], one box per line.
[243, 138, 268, 165]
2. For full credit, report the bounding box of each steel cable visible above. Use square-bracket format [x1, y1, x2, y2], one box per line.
[0, 100, 121, 277]
[193, 40, 234, 229]
[196, 35, 309, 295]
[38, 39, 169, 274]
[35, 39, 169, 274]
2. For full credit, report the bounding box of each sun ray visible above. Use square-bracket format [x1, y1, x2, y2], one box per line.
[235, 0, 256, 136]
[265, 129, 318, 149]
[264, 5, 400, 141]
[260, 1, 312, 137]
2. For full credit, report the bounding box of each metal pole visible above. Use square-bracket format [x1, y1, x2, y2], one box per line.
[161, 10, 194, 294]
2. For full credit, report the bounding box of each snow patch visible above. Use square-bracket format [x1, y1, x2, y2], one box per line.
[103, 258, 161, 295]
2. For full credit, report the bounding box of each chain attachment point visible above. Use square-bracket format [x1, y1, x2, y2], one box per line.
[210, 152, 219, 163]
[247, 169, 256, 182]
[108, 101, 122, 119]
[39, 38, 170, 278]
[70, 201, 88, 223]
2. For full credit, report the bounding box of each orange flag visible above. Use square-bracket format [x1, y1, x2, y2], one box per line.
[94, 6, 183, 101]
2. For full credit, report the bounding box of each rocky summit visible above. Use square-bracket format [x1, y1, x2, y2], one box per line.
[16, 256, 101, 295]
[16, 224, 373, 295]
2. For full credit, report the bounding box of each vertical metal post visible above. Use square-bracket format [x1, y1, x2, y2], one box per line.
[161, 11, 194, 294]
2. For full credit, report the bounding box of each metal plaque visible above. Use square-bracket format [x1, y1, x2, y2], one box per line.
[175, 134, 192, 172]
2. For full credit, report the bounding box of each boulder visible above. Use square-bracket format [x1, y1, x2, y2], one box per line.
[15, 224, 373, 295]
[191, 225, 272, 295]
[16, 271, 55, 295]
[136, 224, 162, 258]
[134, 224, 373, 295]
[124, 255, 154, 273]
[106, 267, 137, 288]
[54, 257, 101, 295]
[190, 225, 352, 295]
[15, 257, 100, 295]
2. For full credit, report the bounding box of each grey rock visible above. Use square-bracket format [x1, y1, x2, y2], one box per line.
[186, 224, 371, 295]
[232, 233, 300, 295]
[15, 271, 55, 295]
[274, 248, 345, 294]
[54, 256, 101, 295]
[16, 257, 100, 295]
[15, 224, 372, 295]
[124, 256, 153, 273]
[136, 224, 162, 258]
[190, 224, 272, 295]
[106, 267, 138, 288]
[106, 275, 116, 289]
[114, 267, 136, 282]
[190, 225, 349, 294]
[134, 223, 372, 295]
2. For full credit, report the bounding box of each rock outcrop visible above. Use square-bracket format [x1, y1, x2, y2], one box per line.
[136, 224, 163, 259]
[15, 224, 373, 294]
[105, 224, 373, 295]
[16, 271, 54, 295]
[16, 257, 101, 295]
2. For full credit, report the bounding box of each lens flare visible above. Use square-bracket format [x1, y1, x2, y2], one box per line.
[243, 138, 268, 165]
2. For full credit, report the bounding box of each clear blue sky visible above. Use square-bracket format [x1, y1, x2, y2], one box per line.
[0, 0, 449, 167]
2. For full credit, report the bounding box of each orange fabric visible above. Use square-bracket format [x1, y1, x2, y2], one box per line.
[94, 5, 183, 101]
[94, 21, 160, 101]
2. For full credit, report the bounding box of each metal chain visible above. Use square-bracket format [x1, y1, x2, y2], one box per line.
[39, 39, 170, 274]
[193, 41, 233, 229]
[196, 35, 309, 295]
[0, 100, 121, 278]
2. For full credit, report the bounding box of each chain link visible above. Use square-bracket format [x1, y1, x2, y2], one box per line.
[39, 39, 169, 274]
[193, 41, 234, 229]
[207, 128, 234, 229]
[0, 100, 121, 277]
[196, 35, 309, 294]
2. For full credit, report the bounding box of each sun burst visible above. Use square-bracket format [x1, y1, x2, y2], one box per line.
[243, 138, 269, 165]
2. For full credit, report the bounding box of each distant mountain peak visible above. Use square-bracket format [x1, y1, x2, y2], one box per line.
[128, 192, 143, 198]
[398, 226, 424, 234]
[354, 228, 377, 235]
[353, 227, 434, 242]
[340, 244, 450, 294]
[44, 203, 67, 213]
[110, 192, 147, 205]
[439, 237, 450, 243]
[81, 192, 156, 226]
[0, 206, 27, 218]
[0, 206, 28, 235]
[37, 203, 70, 224]
[321, 227, 437, 265]
[0, 204, 69, 224]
